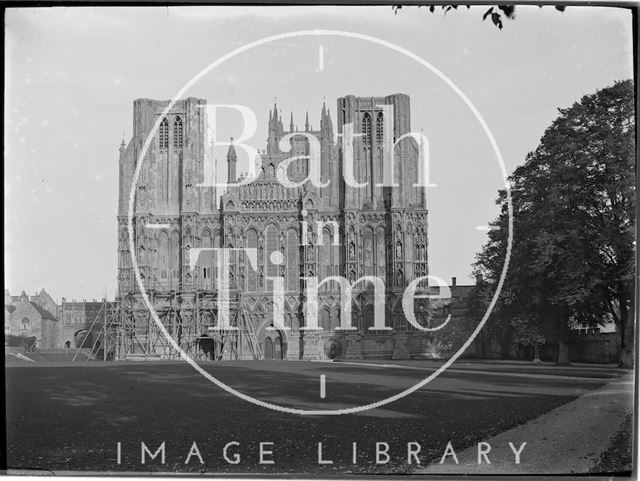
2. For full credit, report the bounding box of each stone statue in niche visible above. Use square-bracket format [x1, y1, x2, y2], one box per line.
[348, 270, 356, 283]
[396, 242, 402, 258]
[349, 241, 355, 260]
[396, 269, 403, 287]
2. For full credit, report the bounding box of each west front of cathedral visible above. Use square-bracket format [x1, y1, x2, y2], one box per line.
[115, 94, 465, 362]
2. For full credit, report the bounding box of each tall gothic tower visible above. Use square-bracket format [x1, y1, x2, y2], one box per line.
[117, 97, 215, 296]
[336, 94, 428, 298]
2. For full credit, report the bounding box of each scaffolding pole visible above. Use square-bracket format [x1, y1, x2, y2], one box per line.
[114, 289, 261, 361]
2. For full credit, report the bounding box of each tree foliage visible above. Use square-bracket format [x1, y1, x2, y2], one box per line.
[473, 80, 635, 360]
[393, 4, 565, 29]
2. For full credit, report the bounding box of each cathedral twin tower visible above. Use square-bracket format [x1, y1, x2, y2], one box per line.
[117, 94, 429, 360]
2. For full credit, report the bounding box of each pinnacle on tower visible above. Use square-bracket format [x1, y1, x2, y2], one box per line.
[227, 137, 237, 183]
[290, 112, 294, 132]
[119, 132, 126, 153]
[305, 111, 309, 131]
[227, 137, 237, 161]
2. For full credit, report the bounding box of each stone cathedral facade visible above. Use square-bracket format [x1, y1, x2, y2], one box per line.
[117, 94, 452, 361]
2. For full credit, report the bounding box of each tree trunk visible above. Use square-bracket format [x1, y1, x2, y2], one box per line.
[618, 286, 634, 368]
[556, 339, 570, 365]
[532, 341, 542, 363]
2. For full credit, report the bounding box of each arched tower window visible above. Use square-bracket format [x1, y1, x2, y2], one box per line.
[247, 229, 258, 292]
[212, 229, 221, 287]
[170, 231, 180, 287]
[363, 226, 374, 276]
[376, 112, 384, 144]
[173, 116, 183, 149]
[159, 117, 169, 150]
[158, 231, 169, 284]
[375, 226, 386, 280]
[320, 309, 331, 330]
[286, 229, 299, 291]
[201, 229, 212, 289]
[362, 113, 372, 146]
[265, 224, 279, 277]
[319, 228, 332, 291]
[406, 228, 414, 281]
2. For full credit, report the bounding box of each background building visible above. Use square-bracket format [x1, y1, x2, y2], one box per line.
[4, 290, 60, 349]
[4, 289, 109, 350]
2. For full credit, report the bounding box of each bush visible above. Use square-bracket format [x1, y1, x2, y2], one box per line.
[6, 335, 37, 351]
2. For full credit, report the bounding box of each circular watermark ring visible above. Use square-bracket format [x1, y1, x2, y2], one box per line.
[127, 29, 514, 416]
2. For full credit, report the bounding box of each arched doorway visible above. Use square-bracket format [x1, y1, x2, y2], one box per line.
[197, 334, 217, 360]
[273, 336, 282, 360]
[257, 319, 287, 360]
[262, 332, 284, 360]
[328, 342, 338, 359]
[264, 337, 273, 360]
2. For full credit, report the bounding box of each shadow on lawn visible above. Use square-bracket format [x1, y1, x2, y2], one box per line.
[5, 362, 589, 474]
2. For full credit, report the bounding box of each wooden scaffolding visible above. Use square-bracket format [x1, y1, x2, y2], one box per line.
[87, 290, 263, 361]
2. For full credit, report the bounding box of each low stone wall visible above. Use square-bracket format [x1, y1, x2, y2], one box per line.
[5, 346, 24, 354]
[568, 333, 620, 364]
[509, 332, 621, 364]
[36, 348, 91, 355]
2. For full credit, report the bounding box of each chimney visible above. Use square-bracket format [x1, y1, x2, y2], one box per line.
[451, 277, 457, 287]
[475, 273, 483, 285]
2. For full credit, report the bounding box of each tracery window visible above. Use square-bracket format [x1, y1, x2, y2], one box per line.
[362, 113, 372, 146]
[159, 117, 169, 150]
[376, 112, 384, 144]
[173, 116, 183, 149]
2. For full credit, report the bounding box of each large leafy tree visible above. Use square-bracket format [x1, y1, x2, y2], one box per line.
[473, 80, 635, 365]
